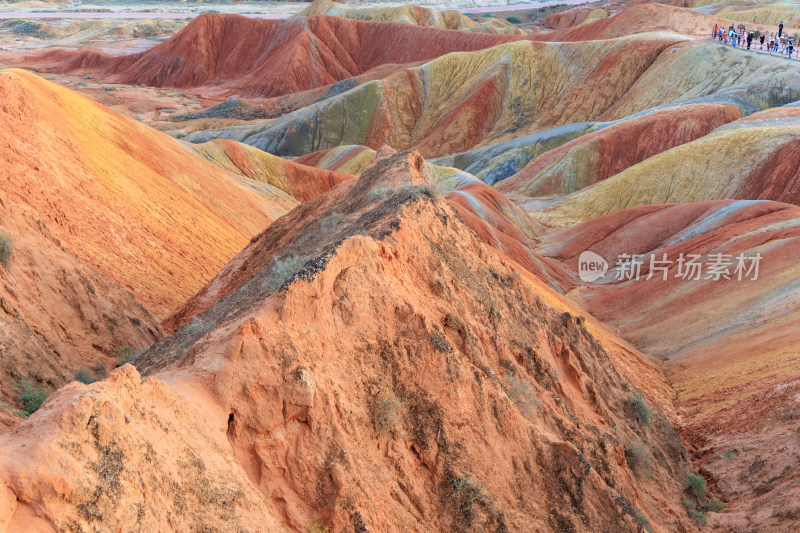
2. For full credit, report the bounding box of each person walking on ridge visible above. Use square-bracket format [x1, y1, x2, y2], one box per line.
[760, 33, 765, 50]
[747, 32, 753, 50]
[779, 21, 784, 39]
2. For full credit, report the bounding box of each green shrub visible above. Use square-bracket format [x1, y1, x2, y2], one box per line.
[417, 184, 439, 199]
[320, 213, 345, 228]
[0, 231, 13, 269]
[704, 499, 724, 513]
[683, 499, 707, 526]
[73, 81, 87, 87]
[449, 475, 487, 525]
[687, 474, 707, 498]
[17, 381, 48, 417]
[373, 393, 405, 434]
[635, 508, 653, 533]
[724, 450, 734, 460]
[116, 345, 140, 366]
[445, 313, 461, 330]
[627, 391, 651, 425]
[504, 374, 540, 417]
[74, 368, 95, 384]
[625, 441, 653, 476]
[267, 256, 310, 292]
[505, 16, 522, 24]
[103, 86, 116, 91]
[93, 363, 107, 379]
[82, 74, 92, 79]
[368, 185, 392, 201]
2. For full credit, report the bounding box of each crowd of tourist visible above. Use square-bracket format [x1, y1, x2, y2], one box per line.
[712, 22, 798, 58]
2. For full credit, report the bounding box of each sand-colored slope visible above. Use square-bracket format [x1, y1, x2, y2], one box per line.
[0, 68, 293, 317]
[296, 0, 477, 30]
[295, 145, 379, 176]
[548, 107, 800, 224]
[716, 3, 800, 29]
[497, 103, 741, 198]
[540, 199, 800, 531]
[297, 0, 524, 34]
[0, 17, 185, 45]
[541, 3, 749, 40]
[543, 7, 609, 30]
[188, 139, 353, 203]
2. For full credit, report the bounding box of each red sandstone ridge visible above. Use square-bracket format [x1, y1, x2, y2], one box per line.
[19, 7, 726, 101]
[25, 13, 526, 98]
[0, 150, 698, 532]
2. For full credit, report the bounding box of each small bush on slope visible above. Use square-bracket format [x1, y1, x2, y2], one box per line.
[17, 380, 48, 417]
[504, 374, 540, 417]
[627, 391, 652, 425]
[267, 256, 310, 292]
[0, 231, 13, 269]
[683, 499, 707, 526]
[625, 441, 654, 477]
[687, 473, 707, 498]
[372, 393, 406, 434]
[74, 368, 94, 384]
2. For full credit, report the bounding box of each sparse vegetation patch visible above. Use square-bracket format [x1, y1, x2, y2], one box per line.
[627, 391, 651, 425]
[372, 393, 406, 434]
[0, 231, 13, 269]
[17, 380, 48, 417]
[625, 441, 653, 476]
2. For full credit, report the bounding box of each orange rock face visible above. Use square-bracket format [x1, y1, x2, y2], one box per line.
[49, 152, 690, 532]
[0, 69, 294, 426]
[0, 365, 286, 532]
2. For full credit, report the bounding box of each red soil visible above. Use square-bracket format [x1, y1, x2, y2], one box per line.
[26, 14, 523, 98]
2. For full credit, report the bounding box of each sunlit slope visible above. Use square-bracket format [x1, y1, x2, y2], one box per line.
[0, 68, 294, 316]
[548, 107, 800, 224]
